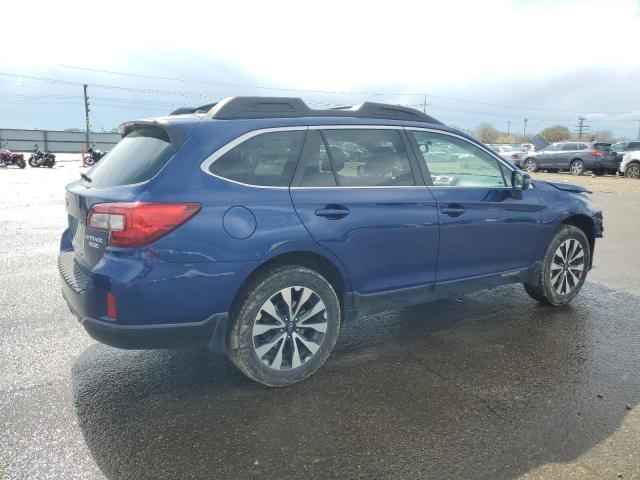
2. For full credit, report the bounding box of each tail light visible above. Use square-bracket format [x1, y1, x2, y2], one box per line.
[590, 150, 602, 157]
[88, 202, 201, 247]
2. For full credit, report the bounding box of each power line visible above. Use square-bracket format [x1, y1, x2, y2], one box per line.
[30, 64, 640, 116]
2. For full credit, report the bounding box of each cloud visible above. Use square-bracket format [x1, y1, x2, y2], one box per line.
[1, 0, 639, 137]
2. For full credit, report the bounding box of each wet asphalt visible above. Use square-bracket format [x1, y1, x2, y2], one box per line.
[1, 164, 639, 479]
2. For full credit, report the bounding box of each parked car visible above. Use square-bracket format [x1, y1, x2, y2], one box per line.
[521, 143, 536, 153]
[522, 141, 618, 175]
[488, 144, 524, 167]
[611, 141, 640, 162]
[59, 96, 603, 387]
[619, 151, 640, 178]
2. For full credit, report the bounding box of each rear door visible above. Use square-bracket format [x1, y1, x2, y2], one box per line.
[65, 126, 178, 268]
[558, 143, 578, 169]
[290, 127, 440, 297]
[407, 128, 545, 283]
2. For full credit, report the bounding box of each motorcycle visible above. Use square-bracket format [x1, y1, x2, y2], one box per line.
[0, 141, 26, 168]
[28, 144, 56, 168]
[83, 146, 107, 166]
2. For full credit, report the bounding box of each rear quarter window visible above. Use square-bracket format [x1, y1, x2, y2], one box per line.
[83, 127, 173, 188]
[209, 130, 305, 187]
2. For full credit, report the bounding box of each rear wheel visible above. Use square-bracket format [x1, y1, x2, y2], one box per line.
[17, 159, 25, 169]
[523, 158, 537, 172]
[570, 159, 584, 176]
[523, 225, 590, 306]
[626, 163, 640, 179]
[227, 265, 341, 387]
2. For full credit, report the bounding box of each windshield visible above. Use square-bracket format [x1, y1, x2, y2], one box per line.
[611, 143, 625, 152]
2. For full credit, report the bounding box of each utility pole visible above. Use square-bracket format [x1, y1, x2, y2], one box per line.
[422, 93, 427, 113]
[574, 116, 589, 140]
[637, 119, 640, 140]
[83, 84, 91, 151]
[507, 120, 511, 136]
[522, 118, 528, 140]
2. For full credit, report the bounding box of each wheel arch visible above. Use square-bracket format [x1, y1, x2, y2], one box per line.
[561, 214, 595, 267]
[230, 250, 353, 323]
[624, 160, 640, 174]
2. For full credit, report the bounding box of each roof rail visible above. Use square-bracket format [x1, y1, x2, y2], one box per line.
[170, 96, 441, 124]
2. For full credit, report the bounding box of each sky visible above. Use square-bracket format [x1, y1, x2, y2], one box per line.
[1, 0, 639, 138]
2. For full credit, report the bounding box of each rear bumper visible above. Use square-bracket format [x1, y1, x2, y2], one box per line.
[61, 276, 229, 351]
[58, 249, 241, 352]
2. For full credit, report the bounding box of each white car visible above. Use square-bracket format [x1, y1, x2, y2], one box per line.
[620, 151, 640, 178]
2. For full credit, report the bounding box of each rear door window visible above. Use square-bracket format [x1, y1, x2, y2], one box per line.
[84, 127, 174, 188]
[297, 131, 337, 187]
[209, 130, 304, 187]
[562, 143, 577, 151]
[320, 129, 415, 187]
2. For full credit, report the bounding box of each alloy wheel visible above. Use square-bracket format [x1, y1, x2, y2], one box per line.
[550, 239, 585, 295]
[570, 160, 584, 175]
[627, 164, 640, 179]
[252, 286, 328, 370]
[524, 159, 536, 172]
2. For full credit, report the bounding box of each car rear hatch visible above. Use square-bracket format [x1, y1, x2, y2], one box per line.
[592, 142, 617, 166]
[65, 123, 188, 268]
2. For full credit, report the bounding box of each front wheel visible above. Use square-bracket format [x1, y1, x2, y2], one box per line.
[17, 159, 25, 169]
[570, 159, 584, 176]
[227, 265, 341, 387]
[523, 158, 537, 172]
[626, 163, 640, 179]
[523, 225, 590, 306]
[28, 156, 37, 167]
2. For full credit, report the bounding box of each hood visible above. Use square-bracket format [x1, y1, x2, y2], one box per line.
[542, 180, 591, 194]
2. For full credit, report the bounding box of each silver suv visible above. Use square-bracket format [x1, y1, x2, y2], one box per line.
[522, 141, 619, 176]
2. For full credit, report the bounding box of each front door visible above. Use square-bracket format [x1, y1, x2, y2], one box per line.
[407, 129, 546, 283]
[290, 127, 439, 296]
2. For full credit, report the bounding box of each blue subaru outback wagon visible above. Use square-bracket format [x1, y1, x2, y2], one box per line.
[59, 97, 603, 386]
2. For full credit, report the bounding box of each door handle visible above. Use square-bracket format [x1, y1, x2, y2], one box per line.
[315, 205, 350, 219]
[440, 204, 466, 217]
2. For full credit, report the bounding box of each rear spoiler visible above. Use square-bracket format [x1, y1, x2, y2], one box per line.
[119, 117, 202, 151]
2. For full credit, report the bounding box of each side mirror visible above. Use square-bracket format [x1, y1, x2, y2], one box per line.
[512, 170, 532, 191]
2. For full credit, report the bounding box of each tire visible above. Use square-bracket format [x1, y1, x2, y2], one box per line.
[626, 163, 640, 179]
[18, 159, 25, 169]
[227, 265, 341, 387]
[570, 159, 584, 176]
[28, 156, 37, 167]
[523, 225, 590, 306]
[523, 158, 537, 172]
[85, 156, 95, 166]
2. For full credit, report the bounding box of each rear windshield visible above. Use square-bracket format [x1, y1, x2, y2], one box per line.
[82, 127, 173, 188]
[593, 143, 612, 151]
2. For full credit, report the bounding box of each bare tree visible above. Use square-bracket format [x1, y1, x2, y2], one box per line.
[592, 130, 614, 142]
[473, 123, 499, 143]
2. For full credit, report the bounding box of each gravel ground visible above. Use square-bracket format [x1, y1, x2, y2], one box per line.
[1, 163, 639, 480]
